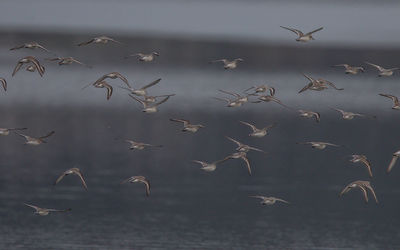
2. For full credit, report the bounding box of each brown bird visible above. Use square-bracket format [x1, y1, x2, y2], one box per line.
[223, 151, 252, 175]
[12, 56, 45, 77]
[0, 127, 27, 136]
[379, 94, 400, 110]
[125, 140, 162, 150]
[249, 196, 290, 205]
[299, 74, 343, 93]
[239, 121, 276, 138]
[298, 110, 321, 122]
[280, 26, 323, 42]
[46, 57, 90, 67]
[10, 42, 50, 52]
[14, 131, 55, 145]
[170, 118, 205, 133]
[226, 136, 266, 153]
[54, 167, 88, 190]
[332, 108, 375, 120]
[77, 36, 122, 46]
[297, 141, 341, 150]
[121, 176, 151, 196]
[365, 62, 399, 77]
[24, 203, 71, 216]
[126, 52, 160, 62]
[387, 149, 400, 173]
[0, 78, 7, 91]
[210, 58, 244, 69]
[339, 180, 378, 203]
[349, 155, 373, 178]
[333, 64, 364, 75]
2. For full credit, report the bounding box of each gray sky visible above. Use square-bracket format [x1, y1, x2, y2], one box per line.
[1, 0, 400, 48]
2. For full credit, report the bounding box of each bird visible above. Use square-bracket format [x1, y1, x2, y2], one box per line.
[77, 36, 122, 46]
[170, 118, 205, 133]
[299, 74, 343, 93]
[239, 121, 276, 138]
[349, 155, 373, 178]
[245, 85, 275, 96]
[0, 127, 27, 136]
[226, 136, 266, 153]
[332, 64, 364, 75]
[280, 26, 323, 42]
[339, 180, 378, 204]
[379, 94, 400, 110]
[126, 52, 159, 62]
[252, 94, 292, 109]
[24, 203, 71, 216]
[10, 42, 51, 52]
[93, 81, 113, 100]
[210, 58, 243, 69]
[298, 110, 321, 123]
[332, 108, 375, 120]
[218, 89, 249, 104]
[14, 131, 55, 145]
[125, 140, 162, 150]
[387, 149, 400, 173]
[365, 62, 399, 77]
[12, 56, 45, 77]
[129, 94, 171, 113]
[249, 196, 290, 205]
[192, 159, 227, 172]
[46, 57, 90, 67]
[142, 94, 176, 104]
[214, 97, 243, 108]
[54, 168, 88, 190]
[222, 151, 252, 175]
[82, 72, 130, 91]
[121, 176, 151, 197]
[297, 141, 341, 150]
[0, 78, 7, 91]
[118, 78, 161, 97]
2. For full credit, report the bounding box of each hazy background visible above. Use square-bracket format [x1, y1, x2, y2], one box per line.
[0, 1, 400, 249]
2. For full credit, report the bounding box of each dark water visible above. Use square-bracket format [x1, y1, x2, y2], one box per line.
[1, 106, 400, 249]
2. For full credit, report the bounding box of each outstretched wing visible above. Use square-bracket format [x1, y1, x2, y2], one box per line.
[141, 78, 161, 90]
[241, 156, 252, 176]
[306, 27, 323, 35]
[239, 121, 257, 132]
[280, 26, 303, 36]
[365, 62, 384, 71]
[387, 156, 398, 173]
[77, 39, 94, 46]
[39, 131, 55, 140]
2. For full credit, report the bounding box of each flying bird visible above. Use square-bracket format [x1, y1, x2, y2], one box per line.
[298, 110, 321, 123]
[226, 136, 266, 153]
[54, 167, 88, 190]
[129, 94, 171, 113]
[119, 78, 161, 97]
[12, 56, 45, 77]
[125, 140, 162, 150]
[126, 52, 159, 62]
[297, 141, 341, 150]
[10, 42, 51, 52]
[249, 196, 290, 205]
[299, 74, 343, 93]
[379, 94, 400, 110]
[121, 176, 151, 197]
[280, 26, 323, 42]
[192, 159, 228, 172]
[245, 85, 275, 96]
[214, 97, 243, 108]
[170, 118, 205, 133]
[24, 203, 71, 216]
[332, 108, 375, 120]
[365, 62, 399, 77]
[339, 180, 378, 204]
[93, 81, 113, 100]
[349, 155, 373, 178]
[46, 57, 90, 67]
[239, 121, 276, 138]
[77, 36, 122, 46]
[332, 64, 364, 75]
[14, 131, 55, 145]
[210, 58, 243, 69]
[387, 149, 400, 173]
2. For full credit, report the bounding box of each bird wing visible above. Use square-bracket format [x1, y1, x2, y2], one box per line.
[113, 72, 130, 87]
[24, 203, 40, 211]
[241, 156, 252, 176]
[141, 78, 161, 90]
[298, 83, 312, 93]
[379, 94, 399, 105]
[39, 131, 55, 140]
[154, 95, 171, 106]
[36, 44, 50, 52]
[239, 121, 257, 132]
[364, 185, 378, 203]
[12, 62, 23, 77]
[280, 26, 303, 36]
[105, 83, 113, 100]
[170, 118, 190, 125]
[225, 136, 242, 147]
[0, 78, 7, 91]
[306, 27, 323, 35]
[77, 39, 94, 46]
[275, 198, 290, 204]
[45, 57, 62, 62]
[323, 80, 343, 90]
[10, 44, 25, 50]
[365, 62, 384, 71]
[360, 158, 373, 177]
[313, 112, 321, 122]
[129, 94, 146, 107]
[358, 186, 369, 203]
[264, 122, 277, 130]
[387, 155, 398, 173]
[27, 57, 44, 77]
[104, 37, 122, 44]
[249, 195, 265, 200]
[214, 97, 230, 103]
[248, 146, 266, 153]
[219, 89, 240, 97]
[120, 176, 134, 184]
[141, 179, 150, 197]
[75, 170, 88, 190]
[14, 132, 30, 140]
[54, 172, 67, 185]
[333, 64, 349, 68]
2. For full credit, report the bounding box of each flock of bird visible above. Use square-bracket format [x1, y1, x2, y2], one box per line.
[2, 26, 400, 215]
